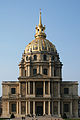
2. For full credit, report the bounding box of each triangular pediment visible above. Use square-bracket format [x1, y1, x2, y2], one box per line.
[32, 74, 46, 78]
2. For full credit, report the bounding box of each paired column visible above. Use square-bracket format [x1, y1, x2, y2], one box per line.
[19, 82, 21, 96]
[58, 101, 61, 117]
[48, 81, 50, 95]
[43, 81, 45, 97]
[17, 102, 19, 114]
[58, 82, 60, 97]
[33, 82, 35, 95]
[28, 101, 30, 114]
[52, 101, 53, 115]
[61, 101, 63, 116]
[19, 101, 21, 115]
[40, 66, 43, 74]
[70, 101, 72, 117]
[7, 102, 9, 115]
[43, 101, 45, 115]
[28, 65, 30, 76]
[33, 101, 35, 115]
[48, 101, 50, 115]
[28, 82, 30, 94]
[26, 82, 27, 97]
[26, 101, 28, 115]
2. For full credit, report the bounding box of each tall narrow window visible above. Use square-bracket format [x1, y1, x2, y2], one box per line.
[64, 104, 69, 112]
[11, 88, 16, 94]
[51, 56, 54, 60]
[26, 56, 28, 61]
[33, 69, 37, 75]
[43, 55, 47, 61]
[64, 88, 69, 94]
[25, 70, 26, 76]
[43, 69, 48, 75]
[11, 104, 16, 112]
[34, 55, 37, 60]
[30, 82, 33, 94]
[45, 81, 48, 94]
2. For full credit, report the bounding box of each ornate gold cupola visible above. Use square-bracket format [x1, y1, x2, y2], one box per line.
[35, 10, 46, 38]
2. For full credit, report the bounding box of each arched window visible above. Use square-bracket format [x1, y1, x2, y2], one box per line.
[43, 55, 47, 61]
[34, 55, 37, 60]
[33, 69, 37, 75]
[51, 56, 54, 60]
[26, 56, 28, 61]
[43, 69, 48, 75]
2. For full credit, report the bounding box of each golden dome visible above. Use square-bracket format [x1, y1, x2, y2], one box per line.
[25, 38, 56, 53]
[25, 10, 56, 54]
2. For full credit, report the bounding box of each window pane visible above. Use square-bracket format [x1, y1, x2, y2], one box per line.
[43, 55, 47, 61]
[11, 104, 16, 112]
[33, 69, 37, 75]
[43, 69, 47, 75]
[64, 104, 69, 112]
[11, 88, 16, 94]
[34, 55, 37, 60]
[64, 88, 69, 94]
[30, 82, 33, 94]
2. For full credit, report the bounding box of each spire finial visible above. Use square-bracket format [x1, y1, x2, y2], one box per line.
[35, 10, 46, 38]
[39, 8, 42, 26]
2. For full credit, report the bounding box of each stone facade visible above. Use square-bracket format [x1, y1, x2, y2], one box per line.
[1, 11, 79, 118]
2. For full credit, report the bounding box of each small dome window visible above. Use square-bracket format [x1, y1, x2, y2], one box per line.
[26, 56, 28, 61]
[43, 55, 47, 61]
[33, 69, 37, 75]
[51, 56, 54, 60]
[43, 69, 48, 75]
[34, 55, 37, 60]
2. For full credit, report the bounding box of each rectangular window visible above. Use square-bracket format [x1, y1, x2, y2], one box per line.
[64, 88, 69, 94]
[64, 104, 69, 112]
[11, 88, 16, 94]
[11, 104, 16, 112]
[33, 69, 37, 75]
[45, 81, 48, 94]
[43, 69, 47, 75]
[30, 82, 33, 94]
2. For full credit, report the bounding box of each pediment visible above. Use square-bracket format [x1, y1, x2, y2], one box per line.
[32, 74, 45, 78]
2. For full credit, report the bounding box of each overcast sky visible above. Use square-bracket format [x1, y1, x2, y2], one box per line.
[0, 0, 80, 96]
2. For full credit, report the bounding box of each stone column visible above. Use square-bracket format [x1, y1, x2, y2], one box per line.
[28, 65, 30, 76]
[52, 81, 53, 97]
[28, 82, 30, 94]
[61, 101, 63, 116]
[33, 82, 35, 96]
[28, 101, 30, 114]
[17, 101, 19, 114]
[70, 101, 72, 117]
[37, 66, 39, 74]
[43, 101, 45, 115]
[19, 101, 21, 115]
[26, 82, 27, 97]
[52, 101, 53, 115]
[26, 101, 27, 115]
[58, 101, 61, 117]
[7, 102, 9, 115]
[40, 66, 43, 74]
[43, 81, 45, 97]
[58, 82, 60, 97]
[48, 101, 50, 115]
[49, 63, 52, 77]
[19, 82, 21, 96]
[48, 81, 50, 95]
[33, 101, 35, 115]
